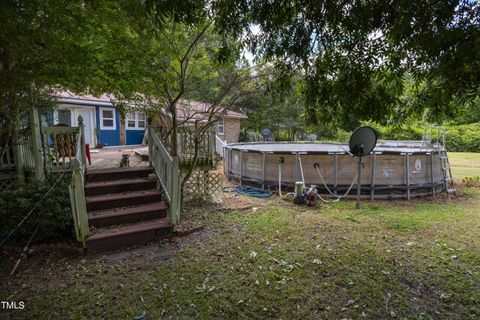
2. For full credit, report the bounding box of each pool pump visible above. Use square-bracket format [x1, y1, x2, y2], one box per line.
[293, 181, 305, 204]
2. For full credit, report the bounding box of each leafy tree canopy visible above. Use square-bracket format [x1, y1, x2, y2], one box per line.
[0, 0, 138, 147]
[147, 0, 480, 126]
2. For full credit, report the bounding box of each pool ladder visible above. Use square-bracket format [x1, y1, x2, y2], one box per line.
[422, 126, 457, 198]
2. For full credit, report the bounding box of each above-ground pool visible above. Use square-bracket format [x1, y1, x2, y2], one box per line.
[224, 141, 447, 199]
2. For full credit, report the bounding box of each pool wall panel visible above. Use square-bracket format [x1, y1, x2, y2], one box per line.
[225, 142, 448, 199]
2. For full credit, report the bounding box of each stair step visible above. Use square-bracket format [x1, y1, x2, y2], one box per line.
[86, 167, 153, 182]
[86, 189, 162, 211]
[86, 218, 173, 253]
[85, 178, 157, 196]
[88, 202, 168, 227]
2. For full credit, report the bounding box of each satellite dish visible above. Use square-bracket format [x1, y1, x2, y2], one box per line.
[260, 128, 272, 140]
[307, 133, 317, 141]
[348, 126, 377, 210]
[349, 126, 377, 157]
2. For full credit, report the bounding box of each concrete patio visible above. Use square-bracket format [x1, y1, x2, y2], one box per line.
[88, 145, 149, 169]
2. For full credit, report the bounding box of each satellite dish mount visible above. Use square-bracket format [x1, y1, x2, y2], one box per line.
[348, 126, 377, 209]
[260, 128, 272, 142]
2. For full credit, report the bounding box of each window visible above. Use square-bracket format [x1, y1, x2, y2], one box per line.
[57, 109, 72, 126]
[217, 117, 224, 134]
[100, 107, 116, 130]
[126, 111, 146, 130]
[126, 112, 135, 128]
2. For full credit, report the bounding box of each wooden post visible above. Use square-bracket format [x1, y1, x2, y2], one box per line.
[78, 116, 87, 167]
[147, 118, 153, 167]
[204, 170, 209, 199]
[70, 159, 88, 247]
[210, 130, 215, 166]
[30, 106, 45, 181]
[12, 134, 25, 184]
[170, 158, 181, 226]
[69, 184, 80, 241]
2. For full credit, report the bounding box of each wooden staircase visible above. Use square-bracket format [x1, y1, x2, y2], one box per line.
[84, 167, 173, 252]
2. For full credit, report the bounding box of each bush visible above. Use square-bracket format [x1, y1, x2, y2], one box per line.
[443, 123, 480, 152]
[462, 176, 480, 188]
[0, 174, 74, 244]
[362, 122, 480, 152]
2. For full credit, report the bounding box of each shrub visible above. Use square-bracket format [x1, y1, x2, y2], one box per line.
[362, 122, 480, 152]
[462, 176, 480, 188]
[0, 174, 74, 244]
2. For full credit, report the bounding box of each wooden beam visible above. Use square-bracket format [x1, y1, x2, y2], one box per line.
[30, 106, 45, 181]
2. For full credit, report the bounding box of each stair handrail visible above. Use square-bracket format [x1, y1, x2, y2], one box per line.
[69, 116, 89, 247]
[421, 125, 447, 151]
[148, 125, 181, 226]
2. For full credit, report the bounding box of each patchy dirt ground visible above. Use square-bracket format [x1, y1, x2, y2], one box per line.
[2, 186, 479, 319]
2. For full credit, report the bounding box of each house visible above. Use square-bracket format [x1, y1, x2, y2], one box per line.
[52, 91, 146, 147]
[166, 100, 248, 144]
[51, 92, 247, 147]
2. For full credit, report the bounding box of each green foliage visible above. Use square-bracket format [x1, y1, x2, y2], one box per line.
[443, 124, 480, 153]
[0, 174, 73, 244]
[0, 0, 139, 148]
[363, 121, 480, 152]
[149, 0, 480, 125]
[462, 176, 480, 188]
[240, 74, 306, 140]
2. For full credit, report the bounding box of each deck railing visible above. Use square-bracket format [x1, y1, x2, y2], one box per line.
[41, 126, 80, 173]
[1, 136, 36, 184]
[215, 135, 226, 157]
[0, 143, 15, 170]
[154, 125, 216, 168]
[148, 125, 181, 226]
[68, 116, 89, 247]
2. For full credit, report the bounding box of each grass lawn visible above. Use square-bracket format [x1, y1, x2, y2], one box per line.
[1, 190, 480, 319]
[448, 152, 480, 181]
[1, 153, 479, 319]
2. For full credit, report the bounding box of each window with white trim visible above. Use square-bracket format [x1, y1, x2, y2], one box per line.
[57, 109, 73, 126]
[100, 107, 116, 130]
[126, 111, 146, 130]
[217, 117, 224, 134]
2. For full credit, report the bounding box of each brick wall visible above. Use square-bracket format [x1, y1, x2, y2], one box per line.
[220, 118, 241, 144]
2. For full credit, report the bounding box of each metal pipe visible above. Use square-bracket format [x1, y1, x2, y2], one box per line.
[356, 156, 362, 209]
[370, 152, 377, 201]
[333, 153, 338, 196]
[262, 152, 266, 190]
[228, 149, 232, 179]
[430, 152, 435, 197]
[295, 152, 301, 182]
[239, 150, 244, 186]
[406, 153, 411, 200]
